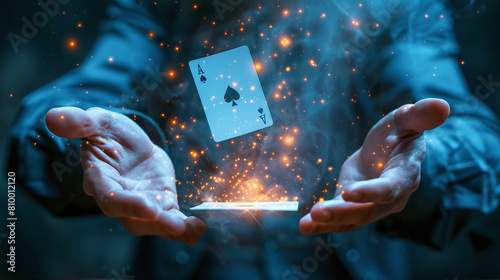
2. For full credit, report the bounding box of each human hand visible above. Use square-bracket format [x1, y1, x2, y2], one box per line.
[300, 98, 450, 234]
[46, 107, 206, 245]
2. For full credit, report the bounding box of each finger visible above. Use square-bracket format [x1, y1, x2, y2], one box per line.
[118, 210, 206, 245]
[97, 190, 160, 219]
[46, 107, 109, 139]
[393, 98, 450, 136]
[299, 213, 359, 234]
[359, 99, 448, 178]
[341, 178, 397, 204]
[119, 209, 186, 236]
[309, 199, 376, 226]
[298, 213, 316, 234]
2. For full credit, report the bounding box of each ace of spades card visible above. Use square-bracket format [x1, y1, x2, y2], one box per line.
[189, 46, 273, 142]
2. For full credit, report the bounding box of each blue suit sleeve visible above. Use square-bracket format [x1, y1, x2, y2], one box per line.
[6, 0, 168, 216]
[370, 0, 500, 249]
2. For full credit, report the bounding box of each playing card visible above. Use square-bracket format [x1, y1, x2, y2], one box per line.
[189, 46, 273, 142]
[190, 201, 299, 211]
[190, 201, 299, 224]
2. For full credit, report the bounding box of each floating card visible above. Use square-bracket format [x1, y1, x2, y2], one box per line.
[189, 46, 273, 142]
[190, 201, 299, 211]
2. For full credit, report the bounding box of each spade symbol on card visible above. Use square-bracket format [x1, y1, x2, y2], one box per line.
[258, 107, 267, 124]
[200, 75, 207, 83]
[224, 86, 240, 106]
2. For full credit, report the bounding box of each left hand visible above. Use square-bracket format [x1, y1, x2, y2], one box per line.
[299, 98, 450, 234]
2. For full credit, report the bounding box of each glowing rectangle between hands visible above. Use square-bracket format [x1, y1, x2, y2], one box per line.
[190, 201, 299, 211]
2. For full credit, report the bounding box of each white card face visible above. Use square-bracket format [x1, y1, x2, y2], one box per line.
[190, 201, 299, 211]
[189, 46, 273, 142]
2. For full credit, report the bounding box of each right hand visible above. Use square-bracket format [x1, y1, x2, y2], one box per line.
[46, 107, 206, 245]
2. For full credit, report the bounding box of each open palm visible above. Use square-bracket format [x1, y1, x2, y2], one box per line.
[46, 107, 205, 245]
[300, 99, 450, 234]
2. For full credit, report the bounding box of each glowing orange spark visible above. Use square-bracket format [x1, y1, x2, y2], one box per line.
[280, 36, 291, 48]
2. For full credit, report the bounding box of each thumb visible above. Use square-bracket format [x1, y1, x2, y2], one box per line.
[46, 107, 108, 139]
[361, 98, 449, 152]
[394, 98, 450, 136]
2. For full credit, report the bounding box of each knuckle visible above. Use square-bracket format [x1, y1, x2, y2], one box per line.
[409, 176, 421, 193]
[82, 183, 93, 197]
[392, 202, 407, 213]
[99, 203, 116, 217]
[127, 227, 143, 236]
[382, 184, 397, 203]
[383, 191, 396, 204]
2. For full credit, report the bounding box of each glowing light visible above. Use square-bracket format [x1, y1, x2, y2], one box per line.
[108, 57, 114, 62]
[309, 59, 317, 67]
[280, 36, 291, 48]
[110, 192, 114, 196]
[283, 10, 289, 16]
[286, 66, 291, 72]
[148, 32, 155, 38]
[77, 22, 82, 28]
[425, 14, 429, 18]
[461, 61, 465, 65]
[284, 136, 295, 145]
[255, 63, 262, 71]
[193, 4, 198, 9]
[60, 115, 65, 119]
[378, 162, 383, 167]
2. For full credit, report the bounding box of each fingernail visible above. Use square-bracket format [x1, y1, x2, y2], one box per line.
[306, 223, 317, 234]
[348, 192, 361, 201]
[317, 211, 331, 222]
